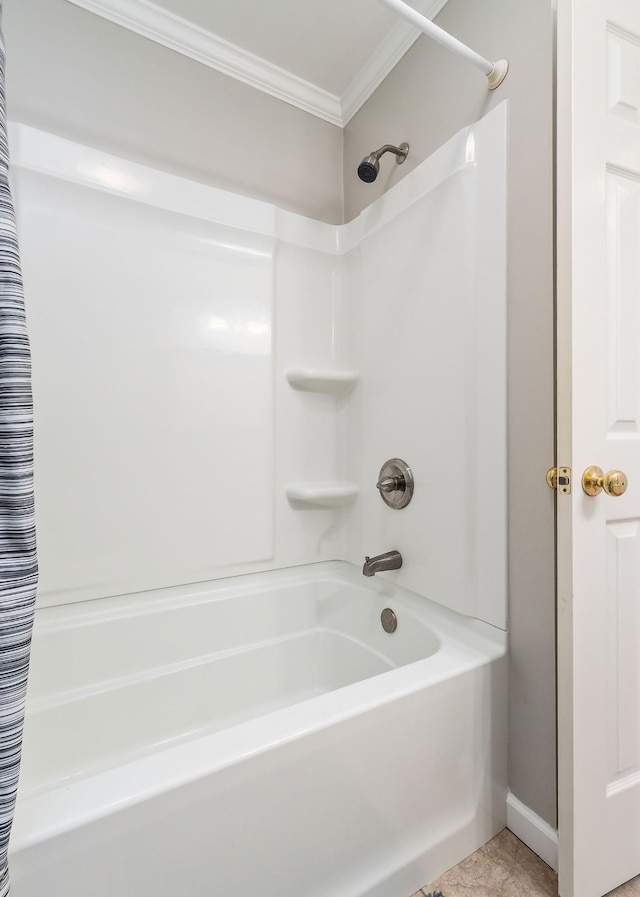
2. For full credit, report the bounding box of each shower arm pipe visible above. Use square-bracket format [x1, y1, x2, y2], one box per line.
[375, 0, 509, 89]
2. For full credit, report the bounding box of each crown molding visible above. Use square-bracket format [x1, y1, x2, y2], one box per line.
[65, 0, 344, 125]
[340, 0, 449, 124]
[340, 19, 424, 125]
[65, 0, 449, 128]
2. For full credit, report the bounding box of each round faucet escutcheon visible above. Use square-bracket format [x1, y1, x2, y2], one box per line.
[376, 459, 413, 509]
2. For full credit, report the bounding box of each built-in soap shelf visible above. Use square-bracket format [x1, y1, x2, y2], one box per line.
[285, 368, 359, 394]
[285, 481, 358, 507]
[285, 369, 359, 508]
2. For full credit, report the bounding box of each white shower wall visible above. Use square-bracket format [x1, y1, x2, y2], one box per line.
[11, 126, 353, 607]
[348, 112, 507, 628]
[11, 103, 506, 626]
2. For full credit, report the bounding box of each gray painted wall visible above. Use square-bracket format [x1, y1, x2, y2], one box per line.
[345, 0, 557, 827]
[3, 0, 344, 224]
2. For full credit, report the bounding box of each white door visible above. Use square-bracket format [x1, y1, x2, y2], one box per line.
[557, 1, 640, 896]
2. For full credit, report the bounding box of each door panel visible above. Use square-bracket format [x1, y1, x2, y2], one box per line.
[557, 1, 640, 895]
[605, 520, 640, 787]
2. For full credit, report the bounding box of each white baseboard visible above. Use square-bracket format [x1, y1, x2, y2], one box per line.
[506, 791, 558, 872]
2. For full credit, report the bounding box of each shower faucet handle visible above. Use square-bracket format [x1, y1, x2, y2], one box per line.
[376, 476, 405, 493]
[376, 459, 414, 510]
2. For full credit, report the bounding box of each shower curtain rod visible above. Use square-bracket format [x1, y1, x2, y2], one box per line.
[376, 0, 509, 89]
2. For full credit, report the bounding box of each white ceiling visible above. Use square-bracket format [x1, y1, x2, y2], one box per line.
[66, 0, 449, 126]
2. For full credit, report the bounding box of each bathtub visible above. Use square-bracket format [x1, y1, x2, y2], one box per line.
[10, 562, 507, 897]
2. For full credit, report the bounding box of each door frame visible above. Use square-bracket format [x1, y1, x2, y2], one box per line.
[556, 2, 576, 894]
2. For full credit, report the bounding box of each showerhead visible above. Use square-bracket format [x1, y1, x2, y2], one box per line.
[356, 143, 409, 183]
[357, 154, 380, 183]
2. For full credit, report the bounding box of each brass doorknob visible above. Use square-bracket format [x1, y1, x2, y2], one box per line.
[582, 466, 628, 497]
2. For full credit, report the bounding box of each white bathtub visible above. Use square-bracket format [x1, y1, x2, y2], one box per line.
[11, 562, 507, 897]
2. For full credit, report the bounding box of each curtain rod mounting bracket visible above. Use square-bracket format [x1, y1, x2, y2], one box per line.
[487, 59, 509, 90]
[376, 0, 509, 90]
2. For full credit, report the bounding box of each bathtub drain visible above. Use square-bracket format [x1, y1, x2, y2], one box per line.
[381, 608, 397, 633]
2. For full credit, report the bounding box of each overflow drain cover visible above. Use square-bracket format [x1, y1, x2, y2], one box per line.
[381, 608, 397, 633]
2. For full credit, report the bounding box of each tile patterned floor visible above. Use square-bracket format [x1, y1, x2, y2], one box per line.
[409, 829, 640, 897]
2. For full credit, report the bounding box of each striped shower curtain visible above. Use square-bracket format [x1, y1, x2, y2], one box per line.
[0, 6, 39, 896]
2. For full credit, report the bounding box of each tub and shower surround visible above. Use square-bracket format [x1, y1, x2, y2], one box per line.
[10, 102, 507, 626]
[9, 103, 508, 897]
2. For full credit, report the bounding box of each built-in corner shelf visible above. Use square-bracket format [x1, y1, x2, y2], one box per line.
[285, 368, 359, 394]
[285, 481, 359, 507]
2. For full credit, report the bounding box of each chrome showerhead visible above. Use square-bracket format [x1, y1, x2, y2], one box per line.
[356, 143, 409, 183]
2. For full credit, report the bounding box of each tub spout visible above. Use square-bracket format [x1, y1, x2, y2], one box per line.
[362, 550, 402, 577]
